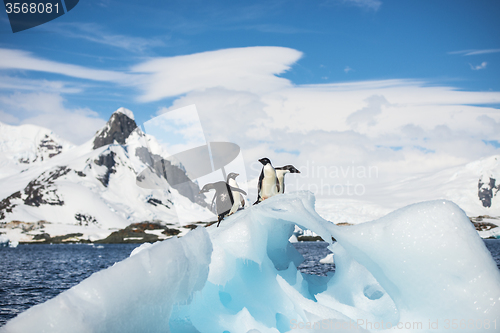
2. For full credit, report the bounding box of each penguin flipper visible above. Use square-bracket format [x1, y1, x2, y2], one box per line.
[253, 168, 265, 205]
[229, 186, 247, 196]
[257, 169, 264, 193]
[210, 195, 217, 213]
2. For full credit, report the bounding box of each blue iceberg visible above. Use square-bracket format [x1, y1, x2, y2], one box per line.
[2, 192, 500, 333]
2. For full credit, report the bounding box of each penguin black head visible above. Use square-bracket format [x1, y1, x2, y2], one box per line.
[258, 158, 272, 165]
[200, 181, 229, 194]
[283, 165, 301, 173]
[199, 183, 214, 194]
[226, 172, 239, 181]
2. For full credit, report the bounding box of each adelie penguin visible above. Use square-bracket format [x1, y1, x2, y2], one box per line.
[208, 173, 245, 215]
[275, 165, 301, 194]
[254, 157, 279, 205]
[226, 172, 245, 216]
[200, 181, 247, 227]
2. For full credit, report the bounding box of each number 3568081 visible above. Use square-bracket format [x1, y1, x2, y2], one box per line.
[5, 2, 59, 14]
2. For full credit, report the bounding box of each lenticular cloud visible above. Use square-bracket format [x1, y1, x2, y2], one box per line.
[131, 46, 302, 102]
[3, 192, 500, 333]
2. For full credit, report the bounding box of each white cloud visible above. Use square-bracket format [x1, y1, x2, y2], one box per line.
[162, 87, 269, 145]
[131, 46, 302, 102]
[0, 110, 19, 123]
[449, 49, 500, 56]
[149, 104, 207, 155]
[469, 62, 487, 70]
[0, 76, 82, 94]
[329, 0, 382, 11]
[0, 49, 121, 145]
[0, 92, 105, 145]
[344, 66, 353, 73]
[346, 95, 388, 129]
[148, 49, 500, 189]
[1, 45, 500, 190]
[346, 0, 381, 11]
[49, 23, 166, 53]
[0, 48, 131, 82]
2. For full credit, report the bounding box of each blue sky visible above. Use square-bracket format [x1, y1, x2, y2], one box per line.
[1, 0, 500, 189]
[1, 1, 499, 116]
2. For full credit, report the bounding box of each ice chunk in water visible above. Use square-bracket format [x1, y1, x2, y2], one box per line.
[2, 228, 211, 333]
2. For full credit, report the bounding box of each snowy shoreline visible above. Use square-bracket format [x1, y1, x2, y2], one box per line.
[2, 212, 500, 247]
[0, 216, 500, 247]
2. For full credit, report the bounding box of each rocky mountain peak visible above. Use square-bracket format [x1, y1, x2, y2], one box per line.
[478, 156, 500, 208]
[93, 108, 138, 150]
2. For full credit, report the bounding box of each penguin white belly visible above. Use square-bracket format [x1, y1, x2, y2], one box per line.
[228, 179, 241, 215]
[260, 165, 278, 199]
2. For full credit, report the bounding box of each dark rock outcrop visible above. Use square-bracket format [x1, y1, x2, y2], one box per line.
[31, 233, 85, 243]
[18, 134, 64, 164]
[147, 197, 172, 209]
[297, 235, 324, 242]
[470, 215, 499, 232]
[93, 112, 137, 150]
[23, 166, 69, 207]
[75, 213, 98, 226]
[156, 157, 208, 207]
[296, 235, 337, 242]
[0, 167, 69, 219]
[39, 134, 64, 159]
[0, 191, 21, 220]
[473, 221, 499, 231]
[94, 150, 117, 187]
[135, 147, 208, 208]
[96, 222, 180, 243]
[478, 177, 499, 208]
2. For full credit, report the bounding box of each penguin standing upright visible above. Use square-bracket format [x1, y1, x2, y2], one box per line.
[254, 157, 279, 205]
[275, 165, 301, 194]
[226, 172, 245, 215]
[200, 181, 247, 227]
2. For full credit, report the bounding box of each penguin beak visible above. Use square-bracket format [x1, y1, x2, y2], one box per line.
[258, 158, 266, 164]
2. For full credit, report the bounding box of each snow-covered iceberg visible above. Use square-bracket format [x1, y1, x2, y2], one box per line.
[2, 192, 500, 333]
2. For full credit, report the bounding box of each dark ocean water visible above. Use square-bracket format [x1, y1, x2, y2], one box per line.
[0, 243, 139, 326]
[0, 240, 499, 327]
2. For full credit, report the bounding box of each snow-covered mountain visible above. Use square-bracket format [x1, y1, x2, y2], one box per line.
[1, 107, 499, 243]
[316, 155, 500, 238]
[0, 122, 73, 179]
[375, 155, 500, 216]
[0, 108, 212, 243]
